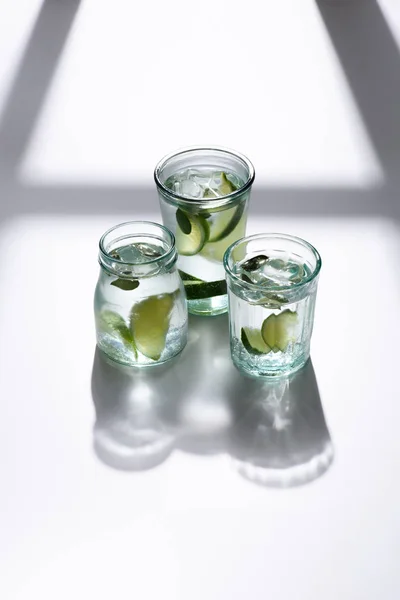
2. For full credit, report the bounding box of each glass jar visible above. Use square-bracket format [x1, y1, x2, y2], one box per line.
[154, 146, 255, 316]
[94, 221, 188, 366]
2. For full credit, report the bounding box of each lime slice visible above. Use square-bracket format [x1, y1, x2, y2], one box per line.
[97, 310, 137, 357]
[241, 327, 271, 355]
[208, 202, 245, 243]
[175, 210, 209, 256]
[178, 269, 202, 282]
[200, 212, 247, 263]
[261, 310, 298, 353]
[185, 280, 226, 300]
[178, 270, 226, 300]
[275, 310, 298, 351]
[130, 294, 174, 361]
[202, 172, 237, 199]
[261, 313, 277, 350]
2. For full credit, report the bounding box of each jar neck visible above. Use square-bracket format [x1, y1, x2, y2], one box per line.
[99, 249, 177, 279]
[98, 221, 177, 278]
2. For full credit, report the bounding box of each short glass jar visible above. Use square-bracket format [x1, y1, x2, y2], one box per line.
[94, 221, 188, 366]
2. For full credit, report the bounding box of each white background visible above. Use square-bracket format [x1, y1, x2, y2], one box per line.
[1, 1, 400, 599]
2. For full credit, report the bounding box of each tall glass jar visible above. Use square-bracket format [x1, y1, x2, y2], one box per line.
[154, 146, 255, 316]
[94, 221, 188, 366]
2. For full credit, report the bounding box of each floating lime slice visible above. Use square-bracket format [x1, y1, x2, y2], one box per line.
[261, 310, 298, 353]
[175, 210, 209, 256]
[241, 327, 271, 355]
[97, 310, 137, 357]
[130, 293, 174, 361]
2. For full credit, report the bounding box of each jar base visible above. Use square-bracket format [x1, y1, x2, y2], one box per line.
[188, 295, 228, 317]
[232, 355, 309, 379]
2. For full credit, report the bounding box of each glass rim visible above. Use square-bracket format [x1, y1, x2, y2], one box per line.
[99, 220, 176, 266]
[223, 232, 322, 293]
[154, 145, 255, 209]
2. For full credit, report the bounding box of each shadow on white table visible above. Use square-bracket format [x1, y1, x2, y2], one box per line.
[91, 314, 334, 488]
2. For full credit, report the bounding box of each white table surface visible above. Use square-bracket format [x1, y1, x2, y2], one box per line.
[1, 1, 400, 599]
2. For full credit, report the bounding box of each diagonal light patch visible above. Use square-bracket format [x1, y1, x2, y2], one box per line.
[18, 0, 382, 189]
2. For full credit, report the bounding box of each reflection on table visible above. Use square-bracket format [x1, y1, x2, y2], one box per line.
[91, 314, 333, 487]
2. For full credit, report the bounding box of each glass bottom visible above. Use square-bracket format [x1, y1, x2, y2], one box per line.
[231, 338, 310, 378]
[188, 294, 228, 316]
[97, 330, 186, 368]
[94, 422, 175, 471]
[233, 441, 334, 487]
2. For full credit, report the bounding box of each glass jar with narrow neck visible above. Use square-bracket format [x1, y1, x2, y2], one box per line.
[94, 221, 188, 366]
[154, 146, 255, 316]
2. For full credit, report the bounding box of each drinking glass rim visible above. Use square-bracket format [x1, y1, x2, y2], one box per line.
[223, 232, 322, 293]
[99, 220, 176, 266]
[154, 145, 255, 209]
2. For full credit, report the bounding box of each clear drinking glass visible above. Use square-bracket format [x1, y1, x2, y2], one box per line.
[94, 221, 188, 366]
[154, 146, 255, 316]
[224, 233, 321, 377]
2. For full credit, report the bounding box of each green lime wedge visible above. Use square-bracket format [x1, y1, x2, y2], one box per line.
[97, 310, 137, 357]
[241, 327, 271, 355]
[178, 270, 202, 282]
[186, 280, 226, 300]
[261, 313, 277, 349]
[175, 210, 209, 256]
[184, 281, 224, 300]
[275, 310, 298, 351]
[261, 310, 298, 353]
[178, 270, 226, 300]
[130, 294, 174, 361]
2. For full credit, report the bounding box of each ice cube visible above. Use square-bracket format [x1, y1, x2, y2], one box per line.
[136, 243, 162, 258]
[180, 178, 203, 198]
[238, 255, 305, 289]
[204, 171, 228, 198]
[237, 255, 270, 285]
[261, 258, 304, 285]
[115, 243, 145, 264]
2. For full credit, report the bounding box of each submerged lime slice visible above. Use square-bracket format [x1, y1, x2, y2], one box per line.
[208, 202, 245, 243]
[241, 327, 271, 355]
[175, 210, 209, 256]
[97, 310, 137, 357]
[178, 271, 226, 300]
[200, 212, 247, 263]
[261, 310, 298, 353]
[130, 293, 174, 361]
[261, 313, 277, 349]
